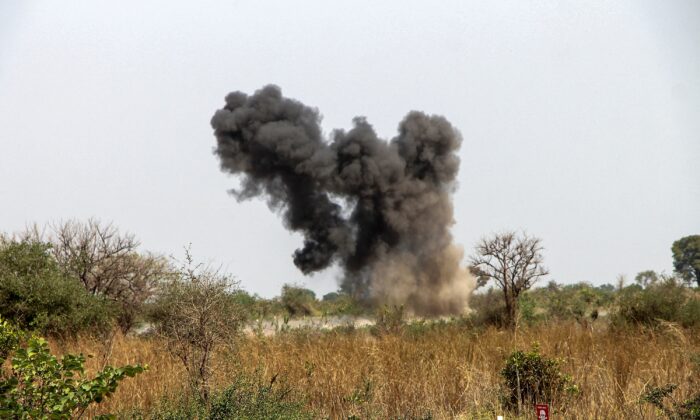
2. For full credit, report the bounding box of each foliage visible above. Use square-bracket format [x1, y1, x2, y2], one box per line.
[148, 249, 244, 403]
[641, 383, 700, 419]
[149, 373, 312, 420]
[613, 278, 700, 327]
[373, 305, 406, 335]
[280, 284, 317, 317]
[531, 281, 613, 323]
[467, 288, 507, 328]
[500, 344, 578, 412]
[0, 317, 145, 419]
[672, 235, 700, 287]
[0, 240, 113, 336]
[0, 317, 22, 363]
[635, 270, 659, 288]
[43, 220, 173, 334]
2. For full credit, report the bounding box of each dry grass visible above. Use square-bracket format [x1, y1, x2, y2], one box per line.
[56, 321, 700, 419]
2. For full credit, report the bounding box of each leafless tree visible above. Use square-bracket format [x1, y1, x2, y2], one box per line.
[470, 231, 548, 329]
[49, 219, 139, 296]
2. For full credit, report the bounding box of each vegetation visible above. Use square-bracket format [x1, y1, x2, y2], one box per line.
[0, 240, 113, 337]
[148, 249, 245, 404]
[38, 320, 700, 419]
[500, 344, 578, 413]
[673, 235, 700, 287]
[471, 231, 549, 329]
[0, 316, 145, 419]
[148, 373, 312, 419]
[641, 383, 700, 419]
[1, 222, 699, 418]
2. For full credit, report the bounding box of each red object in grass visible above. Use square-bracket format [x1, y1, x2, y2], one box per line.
[535, 404, 549, 420]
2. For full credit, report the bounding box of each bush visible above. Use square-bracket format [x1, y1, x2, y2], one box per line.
[500, 344, 578, 413]
[373, 305, 405, 335]
[613, 279, 700, 327]
[539, 282, 611, 322]
[280, 284, 317, 317]
[641, 383, 700, 419]
[148, 249, 244, 403]
[0, 317, 145, 419]
[468, 288, 507, 328]
[149, 373, 312, 420]
[0, 240, 113, 336]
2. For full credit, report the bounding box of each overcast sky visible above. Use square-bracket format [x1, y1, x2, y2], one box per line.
[1, 1, 698, 298]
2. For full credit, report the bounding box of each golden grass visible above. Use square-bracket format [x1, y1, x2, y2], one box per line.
[57, 322, 699, 419]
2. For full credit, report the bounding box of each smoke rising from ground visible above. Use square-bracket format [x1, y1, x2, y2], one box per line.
[211, 85, 474, 315]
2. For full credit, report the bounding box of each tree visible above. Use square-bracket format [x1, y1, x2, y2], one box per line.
[149, 249, 244, 404]
[635, 270, 659, 288]
[672, 235, 700, 287]
[280, 284, 317, 317]
[34, 219, 172, 333]
[470, 232, 548, 329]
[49, 219, 139, 295]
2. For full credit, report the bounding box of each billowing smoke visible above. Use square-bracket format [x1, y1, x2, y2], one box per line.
[211, 85, 474, 315]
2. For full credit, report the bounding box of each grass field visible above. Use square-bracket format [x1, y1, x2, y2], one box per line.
[56, 320, 700, 419]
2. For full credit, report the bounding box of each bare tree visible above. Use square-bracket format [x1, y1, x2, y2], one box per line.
[470, 231, 548, 329]
[40, 219, 171, 333]
[49, 219, 139, 295]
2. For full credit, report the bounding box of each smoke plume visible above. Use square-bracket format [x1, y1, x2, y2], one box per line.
[211, 85, 474, 315]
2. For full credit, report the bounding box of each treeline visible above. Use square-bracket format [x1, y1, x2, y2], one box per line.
[471, 277, 700, 329]
[1, 220, 699, 339]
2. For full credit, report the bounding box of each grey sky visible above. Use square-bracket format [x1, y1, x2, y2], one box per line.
[1, 1, 698, 298]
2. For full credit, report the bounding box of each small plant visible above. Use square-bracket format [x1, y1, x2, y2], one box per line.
[641, 383, 700, 419]
[150, 372, 312, 420]
[500, 344, 578, 413]
[0, 317, 146, 419]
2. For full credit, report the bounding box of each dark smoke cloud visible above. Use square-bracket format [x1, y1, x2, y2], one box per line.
[211, 85, 474, 315]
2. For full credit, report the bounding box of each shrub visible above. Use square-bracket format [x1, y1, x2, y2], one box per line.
[0, 317, 145, 419]
[540, 282, 609, 322]
[148, 249, 244, 403]
[468, 288, 507, 328]
[149, 373, 312, 420]
[641, 383, 700, 419]
[613, 279, 700, 327]
[280, 284, 317, 317]
[373, 305, 405, 335]
[500, 344, 578, 413]
[0, 240, 113, 336]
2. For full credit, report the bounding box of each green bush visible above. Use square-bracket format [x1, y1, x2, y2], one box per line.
[372, 305, 405, 335]
[500, 344, 578, 412]
[280, 284, 317, 317]
[539, 282, 611, 322]
[0, 317, 146, 419]
[0, 240, 113, 336]
[468, 289, 507, 328]
[613, 280, 700, 327]
[149, 373, 312, 420]
[641, 383, 700, 419]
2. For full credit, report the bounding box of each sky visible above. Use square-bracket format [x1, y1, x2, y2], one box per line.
[1, 1, 698, 298]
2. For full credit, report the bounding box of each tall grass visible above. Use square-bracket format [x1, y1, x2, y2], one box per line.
[56, 322, 699, 419]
